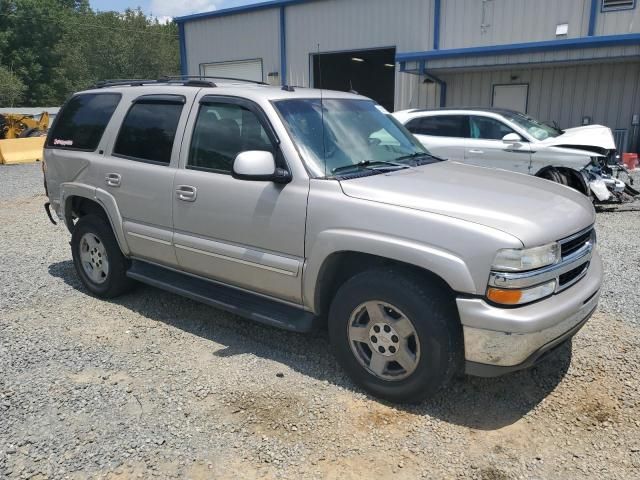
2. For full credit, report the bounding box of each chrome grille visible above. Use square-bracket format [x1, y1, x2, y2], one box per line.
[560, 227, 594, 260]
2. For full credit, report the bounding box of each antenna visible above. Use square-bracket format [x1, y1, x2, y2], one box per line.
[317, 43, 327, 177]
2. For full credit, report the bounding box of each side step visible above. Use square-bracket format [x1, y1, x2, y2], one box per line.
[126, 260, 318, 333]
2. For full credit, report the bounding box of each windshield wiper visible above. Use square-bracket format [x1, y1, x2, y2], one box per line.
[395, 152, 445, 164]
[331, 160, 409, 176]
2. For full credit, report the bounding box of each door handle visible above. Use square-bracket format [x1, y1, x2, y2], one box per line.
[105, 173, 121, 187]
[176, 185, 197, 202]
[468, 149, 484, 154]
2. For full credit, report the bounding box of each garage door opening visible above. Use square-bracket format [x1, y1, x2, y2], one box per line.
[312, 48, 396, 112]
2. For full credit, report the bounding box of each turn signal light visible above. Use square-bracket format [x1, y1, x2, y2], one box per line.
[487, 280, 557, 306]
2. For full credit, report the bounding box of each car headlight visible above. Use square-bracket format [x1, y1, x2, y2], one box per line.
[492, 242, 560, 272]
[487, 280, 557, 306]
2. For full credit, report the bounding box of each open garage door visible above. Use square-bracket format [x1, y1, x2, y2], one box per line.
[312, 48, 396, 112]
[202, 59, 263, 83]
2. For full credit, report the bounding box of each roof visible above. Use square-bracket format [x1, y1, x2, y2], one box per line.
[409, 107, 523, 116]
[175, 0, 318, 24]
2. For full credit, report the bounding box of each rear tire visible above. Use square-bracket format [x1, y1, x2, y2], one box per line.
[328, 268, 463, 403]
[71, 214, 134, 298]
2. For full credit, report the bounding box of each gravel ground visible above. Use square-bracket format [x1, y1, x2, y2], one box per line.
[1, 164, 639, 479]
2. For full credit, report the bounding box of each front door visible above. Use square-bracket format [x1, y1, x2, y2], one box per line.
[463, 115, 531, 173]
[172, 96, 308, 304]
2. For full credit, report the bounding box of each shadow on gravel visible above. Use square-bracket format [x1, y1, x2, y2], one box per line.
[49, 260, 571, 430]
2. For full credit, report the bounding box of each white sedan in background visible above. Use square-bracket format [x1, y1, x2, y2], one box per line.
[393, 107, 631, 201]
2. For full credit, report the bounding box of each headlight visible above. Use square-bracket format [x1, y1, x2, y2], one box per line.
[492, 242, 560, 272]
[487, 280, 557, 306]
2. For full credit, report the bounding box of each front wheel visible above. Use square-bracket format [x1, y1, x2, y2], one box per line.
[328, 268, 463, 403]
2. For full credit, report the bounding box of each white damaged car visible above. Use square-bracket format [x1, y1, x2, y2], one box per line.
[393, 108, 636, 202]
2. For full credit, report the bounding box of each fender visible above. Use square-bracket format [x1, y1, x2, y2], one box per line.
[303, 228, 477, 312]
[59, 182, 131, 255]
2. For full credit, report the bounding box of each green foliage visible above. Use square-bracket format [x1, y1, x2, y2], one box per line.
[0, 66, 27, 106]
[0, 0, 179, 107]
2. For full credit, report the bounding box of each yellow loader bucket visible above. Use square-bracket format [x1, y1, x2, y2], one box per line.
[0, 137, 45, 165]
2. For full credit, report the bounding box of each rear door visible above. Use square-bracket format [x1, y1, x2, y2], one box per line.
[404, 114, 467, 161]
[464, 115, 531, 173]
[93, 90, 196, 267]
[171, 95, 308, 304]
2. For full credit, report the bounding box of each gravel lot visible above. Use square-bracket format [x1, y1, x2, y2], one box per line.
[1, 163, 639, 479]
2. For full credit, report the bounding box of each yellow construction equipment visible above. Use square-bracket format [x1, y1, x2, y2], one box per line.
[0, 112, 50, 139]
[0, 136, 46, 165]
[0, 112, 49, 164]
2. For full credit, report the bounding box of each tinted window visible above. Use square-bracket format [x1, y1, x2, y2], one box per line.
[406, 115, 469, 138]
[469, 116, 515, 140]
[188, 102, 275, 173]
[113, 102, 183, 164]
[47, 93, 120, 150]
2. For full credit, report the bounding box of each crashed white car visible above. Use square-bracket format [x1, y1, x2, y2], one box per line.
[393, 108, 633, 201]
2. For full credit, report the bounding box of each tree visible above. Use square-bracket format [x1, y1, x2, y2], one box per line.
[0, 0, 179, 106]
[0, 66, 26, 107]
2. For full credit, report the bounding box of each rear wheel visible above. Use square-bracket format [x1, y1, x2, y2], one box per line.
[71, 214, 134, 298]
[328, 268, 462, 403]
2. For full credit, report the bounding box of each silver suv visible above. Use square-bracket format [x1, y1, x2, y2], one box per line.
[43, 78, 602, 402]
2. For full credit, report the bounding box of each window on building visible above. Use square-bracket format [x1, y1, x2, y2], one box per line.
[188, 102, 275, 173]
[405, 115, 469, 138]
[469, 116, 516, 140]
[602, 0, 636, 11]
[113, 97, 184, 164]
[47, 93, 120, 151]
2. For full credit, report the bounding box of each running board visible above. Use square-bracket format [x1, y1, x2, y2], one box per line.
[126, 260, 318, 333]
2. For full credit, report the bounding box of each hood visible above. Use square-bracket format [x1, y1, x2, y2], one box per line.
[538, 124, 616, 154]
[339, 162, 595, 247]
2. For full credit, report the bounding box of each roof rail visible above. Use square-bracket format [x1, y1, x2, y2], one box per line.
[91, 79, 160, 89]
[160, 75, 269, 86]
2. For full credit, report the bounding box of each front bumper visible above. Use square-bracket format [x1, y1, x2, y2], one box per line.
[458, 250, 602, 376]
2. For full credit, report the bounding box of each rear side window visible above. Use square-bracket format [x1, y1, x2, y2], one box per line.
[47, 93, 120, 151]
[113, 98, 184, 164]
[406, 115, 469, 138]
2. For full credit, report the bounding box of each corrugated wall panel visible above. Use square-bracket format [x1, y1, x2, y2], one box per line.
[285, 0, 433, 88]
[184, 9, 280, 80]
[597, 4, 640, 35]
[440, 0, 591, 49]
[430, 61, 640, 133]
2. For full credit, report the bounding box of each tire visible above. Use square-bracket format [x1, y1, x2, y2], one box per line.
[71, 214, 134, 298]
[537, 167, 564, 184]
[328, 268, 463, 403]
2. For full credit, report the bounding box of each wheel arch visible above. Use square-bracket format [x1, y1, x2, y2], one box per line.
[311, 250, 462, 323]
[62, 185, 130, 255]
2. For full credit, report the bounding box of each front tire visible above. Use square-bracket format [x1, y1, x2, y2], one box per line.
[71, 214, 134, 298]
[328, 268, 463, 403]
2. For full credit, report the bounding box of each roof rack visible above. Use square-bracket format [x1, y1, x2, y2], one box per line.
[160, 75, 269, 86]
[91, 75, 270, 90]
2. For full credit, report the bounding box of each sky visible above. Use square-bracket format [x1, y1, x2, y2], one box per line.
[90, 0, 266, 19]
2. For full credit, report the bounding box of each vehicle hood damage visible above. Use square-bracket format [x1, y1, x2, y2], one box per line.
[539, 124, 637, 203]
[340, 162, 595, 247]
[539, 124, 616, 152]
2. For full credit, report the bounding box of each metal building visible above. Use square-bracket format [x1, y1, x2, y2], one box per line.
[176, 0, 640, 152]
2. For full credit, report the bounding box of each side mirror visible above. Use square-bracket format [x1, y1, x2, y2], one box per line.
[232, 151, 291, 183]
[502, 133, 522, 143]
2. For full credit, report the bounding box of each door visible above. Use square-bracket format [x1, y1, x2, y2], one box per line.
[464, 115, 531, 173]
[172, 95, 308, 304]
[202, 59, 263, 82]
[492, 84, 528, 113]
[96, 92, 193, 266]
[404, 115, 468, 161]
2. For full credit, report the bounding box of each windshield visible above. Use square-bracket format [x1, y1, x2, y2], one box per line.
[503, 112, 563, 141]
[274, 98, 430, 177]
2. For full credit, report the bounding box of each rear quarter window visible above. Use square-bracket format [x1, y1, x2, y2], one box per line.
[47, 93, 121, 151]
